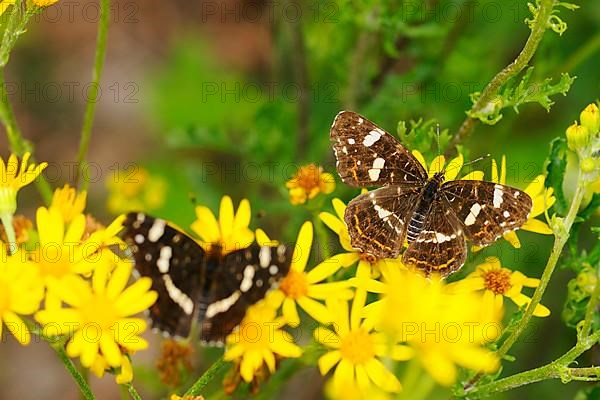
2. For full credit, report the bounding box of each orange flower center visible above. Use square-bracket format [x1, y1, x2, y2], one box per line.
[279, 269, 309, 299]
[483, 269, 512, 295]
[340, 328, 374, 365]
[292, 164, 323, 192]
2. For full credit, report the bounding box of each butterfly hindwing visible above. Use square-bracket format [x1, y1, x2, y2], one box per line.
[331, 111, 428, 187]
[200, 243, 292, 344]
[345, 185, 421, 259]
[122, 213, 204, 337]
[441, 180, 533, 246]
[402, 198, 467, 276]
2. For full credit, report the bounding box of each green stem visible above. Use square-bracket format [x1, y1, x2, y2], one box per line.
[581, 267, 600, 338]
[183, 356, 228, 397]
[52, 344, 96, 400]
[23, 318, 96, 399]
[496, 169, 588, 359]
[447, 0, 557, 154]
[0, 213, 16, 254]
[466, 330, 600, 398]
[75, 0, 110, 190]
[0, 3, 52, 204]
[123, 383, 142, 400]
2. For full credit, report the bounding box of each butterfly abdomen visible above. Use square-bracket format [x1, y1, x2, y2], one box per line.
[406, 175, 443, 243]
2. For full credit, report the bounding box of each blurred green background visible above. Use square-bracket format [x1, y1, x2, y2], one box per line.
[0, 0, 599, 399]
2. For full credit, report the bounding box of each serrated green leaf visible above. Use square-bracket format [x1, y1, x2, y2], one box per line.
[546, 137, 569, 215]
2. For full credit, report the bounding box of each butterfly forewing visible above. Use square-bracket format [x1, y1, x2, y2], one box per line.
[122, 213, 204, 337]
[441, 181, 533, 246]
[402, 199, 467, 276]
[200, 243, 292, 344]
[331, 111, 427, 187]
[344, 185, 421, 259]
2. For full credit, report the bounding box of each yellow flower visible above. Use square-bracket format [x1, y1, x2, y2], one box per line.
[0, 152, 47, 216]
[447, 257, 550, 317]
[32, 208, 126, 306]
[489, 156, 555, 248]
[170, 396, 204, 400]
[50, 184, 87, 224]
[106, 166, 166, 214]
[36, 261, 157, 369]
[411, 151, 484, 181]
[32, 207, 122, 289]
[32, 0, 60, 6]
[191, 195, 255, 254]
[358, 265, 501, 386]
[224, 300, 302, 382]
[0, 248, 44, 345]
[319, 198, 407, 279]
[286, 164, 335, 205]
[268, 221, 353, 326]
[314, 294, 413, 397]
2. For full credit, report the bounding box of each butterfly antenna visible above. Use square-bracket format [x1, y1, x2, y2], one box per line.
[463, 153, 491, 167]
[436, 123, 441, 158]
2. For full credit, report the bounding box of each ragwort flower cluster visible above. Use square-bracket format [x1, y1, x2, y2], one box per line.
[0, 152, 157, 386]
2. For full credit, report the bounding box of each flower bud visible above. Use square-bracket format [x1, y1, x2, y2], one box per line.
[581, 157, 597, 174]
[565, 122, 590, 152]
[580, 103, 600, 134]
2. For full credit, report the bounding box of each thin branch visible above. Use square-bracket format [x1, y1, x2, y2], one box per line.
[465, 330, 600, 398]
[446, 0, 557, 155]
[75, 0, 110, 190]
[0, 2, 52, 203]
[183, 356, 228, 397]
[496, 168, 588, 359]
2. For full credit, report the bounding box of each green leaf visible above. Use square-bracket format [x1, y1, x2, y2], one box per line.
[545, 137, 569, 215]
[467, 69, 576, 125]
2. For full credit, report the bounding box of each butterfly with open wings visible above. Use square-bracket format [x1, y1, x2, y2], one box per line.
[121, 213, 292, 345]
[331, 111, 533, 276]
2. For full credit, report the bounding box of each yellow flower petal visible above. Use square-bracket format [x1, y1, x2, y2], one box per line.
[291, 222, 313, 273]
[412, 150, 427, 170]
[429, 155, 445, 176]
[306, 253, 359, 283]
[521, 218, 553, 235]
[191, 205, 220, 244]
[445, 154, 464, 181]
[420, 349, 457, 386]
[319, 211, 344, 235]
[3, 312, 30, 345]
[462, 171, 484, 180]
[318, 350, 342, 375]
[503, 231, 521, 248]
[365, 358, 401, 392]
[297, 296, 331, 324]
[100, 335, 122, 368]
[332, 198, 347, 221]
[282, 298, 300, 327]
[219, 196, 234, 244]
[445, 277, 486, 294]
[314, 327, 340, 348]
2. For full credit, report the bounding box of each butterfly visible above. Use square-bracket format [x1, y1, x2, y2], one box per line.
[330, 111, 533, 276]
[121, 212, 292, 345]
